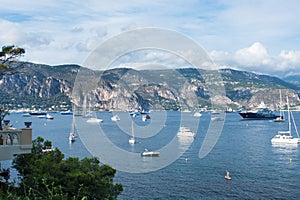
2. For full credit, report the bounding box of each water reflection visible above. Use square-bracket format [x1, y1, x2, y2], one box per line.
[271, 143, 298, 154]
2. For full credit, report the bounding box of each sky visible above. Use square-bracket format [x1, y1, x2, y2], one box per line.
[1, 0, 300, 77]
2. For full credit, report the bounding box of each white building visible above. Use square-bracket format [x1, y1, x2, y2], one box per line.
[0, 122, 32, 160]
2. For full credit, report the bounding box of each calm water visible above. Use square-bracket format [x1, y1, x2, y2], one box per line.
[5, 111, 300, 199]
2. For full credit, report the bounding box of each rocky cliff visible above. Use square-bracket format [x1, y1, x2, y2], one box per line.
[0, 62, 299, 111]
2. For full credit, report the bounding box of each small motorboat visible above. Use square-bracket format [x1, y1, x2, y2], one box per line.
[193, 112, 202, 117]
[46, 114, 54, 120]
[111, 115, 120, 121]
[22, 113, 31, 117]
[129, 137, 136, 144]
[86, 118, 103, 123]
[141, 149, 160, 157]
[69, 133, 77, 143]
[142, 114, 151, 122]
[177, 126, 195, 138]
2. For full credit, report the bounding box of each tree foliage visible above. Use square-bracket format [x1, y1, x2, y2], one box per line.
[0, 45, 25, 130]
[0, 45, 25, 76]
[10, 137, 123, 199]
[0, 105, 9, 130]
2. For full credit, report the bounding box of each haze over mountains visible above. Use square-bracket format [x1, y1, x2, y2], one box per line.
[0, 62, 299, 111]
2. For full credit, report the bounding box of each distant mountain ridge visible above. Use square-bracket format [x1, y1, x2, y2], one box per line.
[0, 62, 299, 111]
[283, 75, 300, 89]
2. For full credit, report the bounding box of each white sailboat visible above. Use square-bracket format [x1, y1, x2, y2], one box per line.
[129, 121, 136, 144]
[274, 89, 285, 122]
[69, 113, 78, 143]
[271, 97, 300, 145]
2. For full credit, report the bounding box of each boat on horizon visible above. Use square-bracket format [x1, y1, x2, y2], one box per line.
[22, 113, 31, 117]
[29, 111, 47, 115]
[239, 102, 280, 120]
[193, 112, 202, 117]
[60, 110, 73, 115]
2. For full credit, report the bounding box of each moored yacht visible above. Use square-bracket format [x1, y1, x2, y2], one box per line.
[239, 101, 280, 119]
[271, 97, 300, 145]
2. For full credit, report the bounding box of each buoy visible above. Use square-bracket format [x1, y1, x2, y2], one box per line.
[290, 157, 292, 163]
[225, 170, 231, 180]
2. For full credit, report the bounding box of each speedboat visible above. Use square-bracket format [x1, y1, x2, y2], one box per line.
[111, 115, 120, 121]
[177, 126, 195, 138]
[60, 110, 73, 115]
[142, 114, 150, 122]
[69, 133, 77, 143]
[193, 112, 202, 117]
[46, 114, 54, 119]
[22, 113, 31, 117]
[129, 137, 136, 144]
[141, 149, 160, 157]
[274, 116, 285, 122]
[86, 118, 103, 123]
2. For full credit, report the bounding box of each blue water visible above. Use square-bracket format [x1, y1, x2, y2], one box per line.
[5, 111, 300, 199]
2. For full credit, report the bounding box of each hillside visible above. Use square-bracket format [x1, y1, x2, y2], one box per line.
[0, 62, 299, 111]
[283, 75, 300, 89]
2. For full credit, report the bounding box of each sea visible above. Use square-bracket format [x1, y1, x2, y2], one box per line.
[3, 111, 300, 200]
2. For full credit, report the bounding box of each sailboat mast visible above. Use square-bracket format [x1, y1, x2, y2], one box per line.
[287, 96, 291, 134]
[279, 89, 283, 117]
[131, 120, 134, 138]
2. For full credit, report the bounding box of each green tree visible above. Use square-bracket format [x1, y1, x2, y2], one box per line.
[0, 45, 25, 76]
[12, 137, 123, 199]
[0, 105, 9, 130]
[0, 45, 25, 129]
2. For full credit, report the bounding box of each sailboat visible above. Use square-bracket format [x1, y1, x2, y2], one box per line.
[69, 113, 78, 143]
[271, 97, 300, 145]
[274, 89, 285, 122]
[128, 121, 136, 144]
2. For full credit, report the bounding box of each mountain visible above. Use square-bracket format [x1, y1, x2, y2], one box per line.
[0, 62, 299, 111]
[283, 75, 300, 89]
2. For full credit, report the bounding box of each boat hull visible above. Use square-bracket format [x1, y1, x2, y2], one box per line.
[271, 137, 300, 145]
[239, 112, 279, 119]
[29, 112, 46, 115]
[141, 152, 160, 157]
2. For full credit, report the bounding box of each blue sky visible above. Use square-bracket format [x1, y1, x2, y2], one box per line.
[1, 0, 300, 77]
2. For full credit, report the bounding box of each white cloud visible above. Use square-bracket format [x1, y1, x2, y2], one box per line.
[234, 42, 272, 66]
[210, 42, 300, 77]
[0, 20, 22, 44]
